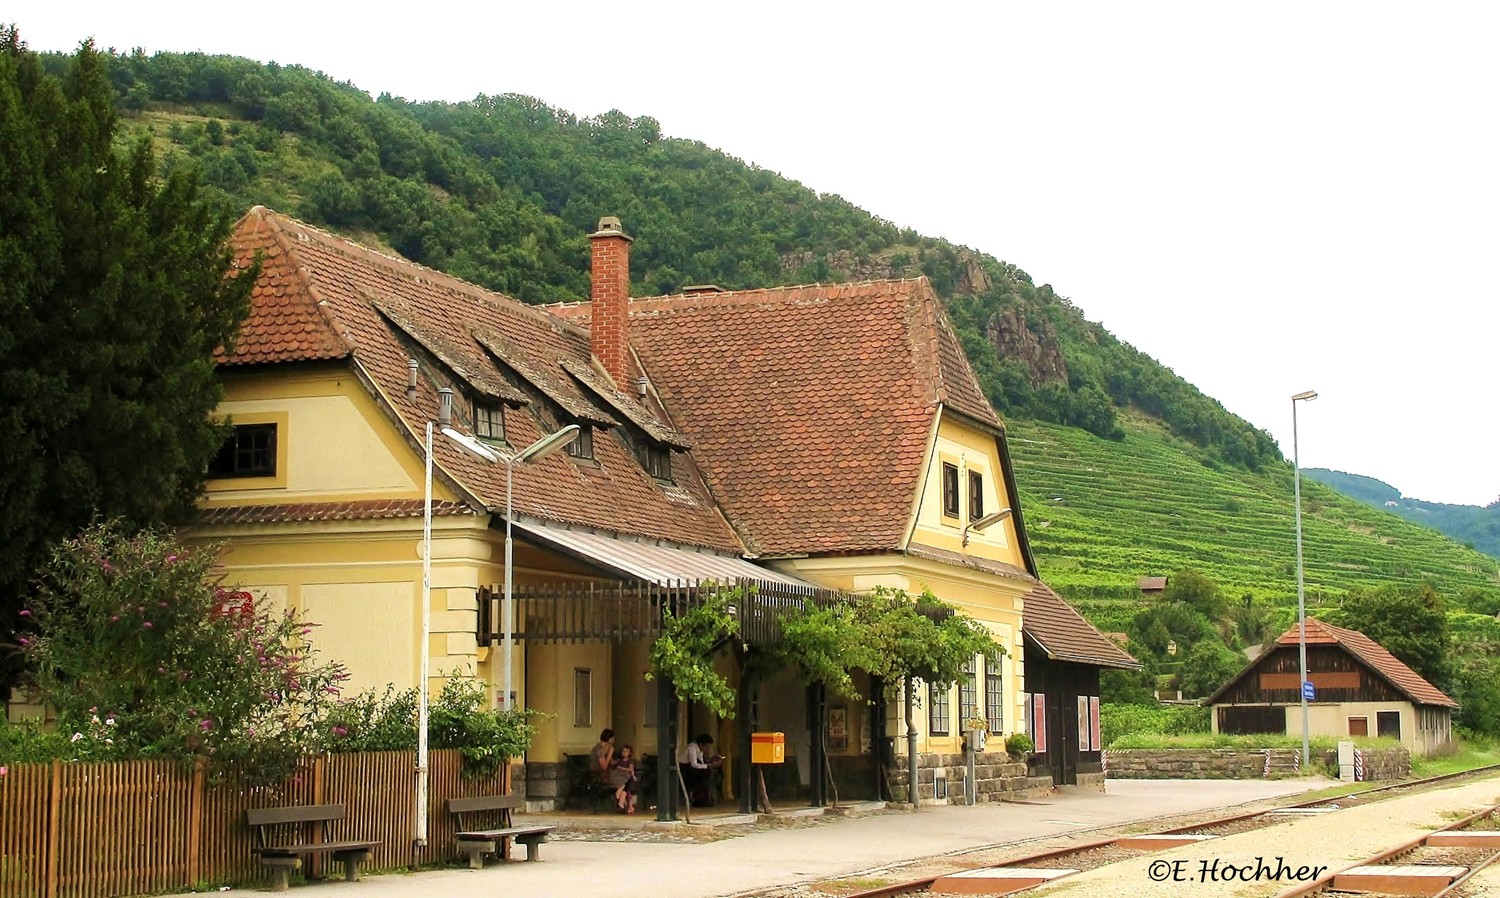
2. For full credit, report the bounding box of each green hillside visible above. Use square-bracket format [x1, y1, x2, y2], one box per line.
[1010, 417, 1500, 633]
[36, 42, 1497, 618]
[1305, 468, 1500, 560]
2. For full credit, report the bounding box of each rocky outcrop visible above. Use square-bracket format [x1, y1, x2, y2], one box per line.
[986, 304, 1068, 387]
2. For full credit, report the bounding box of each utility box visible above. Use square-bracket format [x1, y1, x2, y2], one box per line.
[751, 731, 785, 764]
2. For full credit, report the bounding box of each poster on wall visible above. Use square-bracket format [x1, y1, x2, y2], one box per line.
[829, 706, 849, 752]
[1032, 693, 1047, 753]
[1077, 695, 1091, 751]
[1089, 696, 1102, 751]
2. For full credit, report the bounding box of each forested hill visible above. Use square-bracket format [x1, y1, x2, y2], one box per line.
[63, 47, 1282, 471]
[1305, 469, 1500, 560]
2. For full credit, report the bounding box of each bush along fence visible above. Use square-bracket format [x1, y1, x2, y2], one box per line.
[1102, 746, 1410, 781]
[0, 750, 508, 898]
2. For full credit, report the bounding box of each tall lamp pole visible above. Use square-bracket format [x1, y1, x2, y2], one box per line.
[441, 422, 579, 710]
[1292, 389, 1317, 770]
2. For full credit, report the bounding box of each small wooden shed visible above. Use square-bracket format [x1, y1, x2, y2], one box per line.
[1022, 583, 1141, 785]
[1205, 618, 1456, 755]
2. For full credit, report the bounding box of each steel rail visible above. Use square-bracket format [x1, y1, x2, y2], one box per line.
[832, 765, 1500, 898]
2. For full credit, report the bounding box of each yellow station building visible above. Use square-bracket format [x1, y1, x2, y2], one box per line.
[198, 208, 1131, 810]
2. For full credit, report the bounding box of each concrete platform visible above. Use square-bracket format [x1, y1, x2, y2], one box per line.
[932, 866, 1077, 895]
[1113, 833, 1217, 850]
[1427, 830, 1500, 847]
[261, 777, 1328, 898]
[1333, 863, 1468, 896]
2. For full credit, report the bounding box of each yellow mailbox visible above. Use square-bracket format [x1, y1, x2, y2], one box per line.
[751, 731, 785, 764]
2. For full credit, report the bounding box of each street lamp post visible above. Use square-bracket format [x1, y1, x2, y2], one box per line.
[413, 386, 456, 848]
[441, 421, 579, 710]
[1292, 389, 1317, 770]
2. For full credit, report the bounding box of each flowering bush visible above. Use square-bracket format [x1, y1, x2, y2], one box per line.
[18, 523, 347, 779]
[320, 674, 537, 779]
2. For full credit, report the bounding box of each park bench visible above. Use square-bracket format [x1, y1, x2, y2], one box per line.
[562, 752, 616, 813]
[447, 795, 556, 867]
[244, 803, 378, 892]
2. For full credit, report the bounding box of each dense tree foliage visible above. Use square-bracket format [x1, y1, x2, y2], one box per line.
[1331, 582, 1453, 691]
[1, 33, 252, 673]
[72, 46, 1281, 470]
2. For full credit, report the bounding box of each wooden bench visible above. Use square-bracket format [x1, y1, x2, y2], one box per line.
[447, 795, 556, 868]
[245, 804, 378, 892]
[562, 752, 615, 813]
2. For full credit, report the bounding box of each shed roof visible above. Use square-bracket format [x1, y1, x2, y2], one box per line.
[1022, 582, 1141, 670]
[1206, 617, 1457, 708]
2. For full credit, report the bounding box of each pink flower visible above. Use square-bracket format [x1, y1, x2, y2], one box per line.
[0, 766, 8, 776]
[332, 726, 348, 737]
[18, 609, 29, 617]
[142, 621, 152, 629]
[166, 555, 177, 564]
[16, 637, 29, 647]
[199, 719, 213, 731]
[110, 615, 119, 622]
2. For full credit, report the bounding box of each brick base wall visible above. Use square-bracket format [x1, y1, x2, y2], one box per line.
[886, 751, 1053, 804]
[1103, 747, 1410, 781]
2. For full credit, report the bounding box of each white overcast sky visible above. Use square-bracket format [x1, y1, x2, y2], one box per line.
[11, 2, 1498, 505]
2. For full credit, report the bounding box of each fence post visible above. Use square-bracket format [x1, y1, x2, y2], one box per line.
[187, 757, 205, 887]
[46, 759, 61, 898]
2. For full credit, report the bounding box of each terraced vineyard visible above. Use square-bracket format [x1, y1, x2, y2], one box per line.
[1008, 416, 1500, 629]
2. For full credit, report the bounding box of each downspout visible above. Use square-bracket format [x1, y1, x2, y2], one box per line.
[905, 675, 919, 809]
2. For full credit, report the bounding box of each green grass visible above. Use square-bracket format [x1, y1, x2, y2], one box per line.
[1009, 416, 1500, 608]
[1408, 738, 1500, 778]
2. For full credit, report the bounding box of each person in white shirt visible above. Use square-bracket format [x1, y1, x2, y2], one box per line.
[681, 733, 722, 806]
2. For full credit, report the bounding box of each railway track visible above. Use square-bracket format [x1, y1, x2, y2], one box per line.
[828, 764, 1500, 898]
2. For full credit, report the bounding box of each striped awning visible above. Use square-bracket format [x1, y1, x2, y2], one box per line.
[512, 521, 812, 587]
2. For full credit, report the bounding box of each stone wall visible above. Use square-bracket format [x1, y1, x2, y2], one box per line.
[886, 751, 1053, 804]
[1103, 746, 1410, 781]
[1348, 747, 1410, 780]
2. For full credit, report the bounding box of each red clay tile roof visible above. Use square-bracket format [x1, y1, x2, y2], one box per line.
[221, 208, 742, 554]
[220, 208, 353, 365]
[198, 499, 473, 525]
[551, 279, 1000, 555]
[1021, 582, 1141, 670]
[1273, 618, 1457, 708]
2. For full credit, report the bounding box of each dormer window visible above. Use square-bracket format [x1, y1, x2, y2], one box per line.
[474, 403, 505, 443]
[941, 462, 960, 518]
[566, 425, 595, 460]
[642, 444, 673, 483]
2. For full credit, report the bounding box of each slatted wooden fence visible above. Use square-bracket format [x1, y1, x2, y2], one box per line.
[0, 751, 510, 898]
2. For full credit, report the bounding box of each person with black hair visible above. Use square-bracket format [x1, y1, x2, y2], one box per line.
[681, 733, 722, 806]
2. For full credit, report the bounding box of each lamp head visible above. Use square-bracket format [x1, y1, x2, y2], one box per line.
[515, 424, 580, 464]
[441, 426, 502, 463]
[1291, 390, 1318, 402]
[962, 507, 1014, 546]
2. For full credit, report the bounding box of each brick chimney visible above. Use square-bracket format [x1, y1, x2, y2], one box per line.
[589, 216, 633, 386]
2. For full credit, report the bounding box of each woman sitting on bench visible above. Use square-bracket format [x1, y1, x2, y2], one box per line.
[610, 744, 639, 814]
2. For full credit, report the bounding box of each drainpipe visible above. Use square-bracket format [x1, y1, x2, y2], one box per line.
[905, 675, 919, 809]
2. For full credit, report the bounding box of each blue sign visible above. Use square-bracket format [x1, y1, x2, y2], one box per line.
[1301, 681, 1315, 701]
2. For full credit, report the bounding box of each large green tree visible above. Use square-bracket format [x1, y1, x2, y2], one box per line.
[1332, 583, 1453, 691]
[0, 30, 251, 676]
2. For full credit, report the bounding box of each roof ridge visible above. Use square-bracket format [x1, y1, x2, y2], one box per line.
[256, 206, 589, 340]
